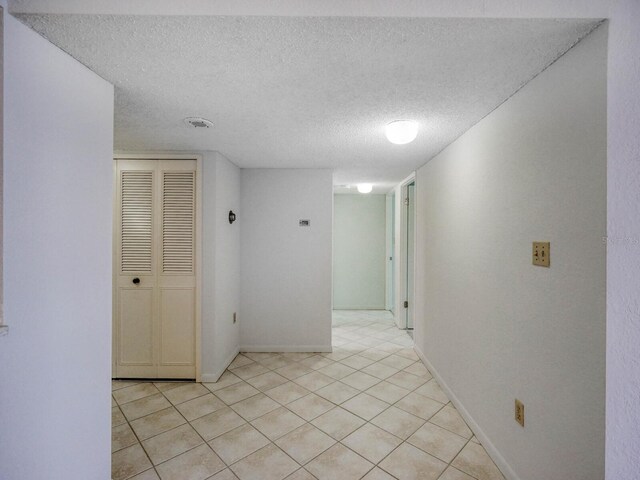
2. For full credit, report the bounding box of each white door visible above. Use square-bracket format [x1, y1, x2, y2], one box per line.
[114, 159, 197, 379]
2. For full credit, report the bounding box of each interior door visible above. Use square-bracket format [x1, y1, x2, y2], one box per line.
[114, 159, 197, 379]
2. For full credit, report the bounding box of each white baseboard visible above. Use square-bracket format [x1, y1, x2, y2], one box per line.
[240, 345, 333, 353]
[201, 346, 240, 383]
[413, 344, 520, 480]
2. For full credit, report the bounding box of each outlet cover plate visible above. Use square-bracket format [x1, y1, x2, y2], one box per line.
[532, 242, 550, 267]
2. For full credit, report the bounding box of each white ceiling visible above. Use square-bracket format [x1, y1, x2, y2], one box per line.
[15, 12, 600, 193]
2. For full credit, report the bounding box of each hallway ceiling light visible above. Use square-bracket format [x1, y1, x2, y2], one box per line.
[385, 120, 418, 145]
[184, 117, 213, 129]
[357, 183, 373, 194]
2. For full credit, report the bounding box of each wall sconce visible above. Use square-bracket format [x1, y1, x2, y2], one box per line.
[228, 210, 236, 224]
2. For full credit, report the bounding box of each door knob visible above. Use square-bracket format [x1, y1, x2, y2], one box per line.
[132, 277, 140, 285]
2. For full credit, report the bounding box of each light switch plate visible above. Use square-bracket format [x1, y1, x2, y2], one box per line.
[532, 242, 550, 267]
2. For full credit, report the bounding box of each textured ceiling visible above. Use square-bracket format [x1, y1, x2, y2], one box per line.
[17, 14, 599, 192]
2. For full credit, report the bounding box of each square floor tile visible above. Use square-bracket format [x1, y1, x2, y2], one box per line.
[231, 393, 280, 421]
[395, 392, 444, 420]
[113, 406, 127, 427]
[230, 444, 300, 480]
[190, 406, 246, 441]
[121, 393, 172, 421]
[251, 407, 306, 440]
[215, 382, 261, 405]
[395, 348, 420, 361]
[286, 394, 335, 421]
[129, 469, 160, 480]
[452, 442, 505, 480]
[361, 467, 396, 480]
[341, 393, 390, 421]
[342, 423, 402, 464]
[408, 422, 467, 463]
[232, 362, 270, 380]
[246, 372, 289, 392]
[130, 407, 187, 441]
[259, 355, 292, 370]
[430, 405, 473, 438]
[112, 443, 153, 480]
[316, 362, 356, 380]
[276, 363, 315, 380]
[386, 371, 429, 390]
[112, 423, 138, 453]
[370, 406, 425, 440]
[314, 381, 360, 404]
[403, 361, 432, 377]
[339, 354, 376, 370]
[114, 383, 160, 405]
[229, 354, 255, 370]
[209, 424, 270, 465]
[154, 382, 184, 392]
[284, 469, 316, 480]
[305, 444, 373, 480]
[365, 381, 411, 404]
[359, 349, 391, 362]
[341, 371, 382, 391]
[379, 354, 416, 370]
[204, 372, 243, 392]
[264, 382, 310, 405]
[275, 423, 336, 465]
[210, 469, 240, 480]
[142, 424, 203, 465]
[414, 379, 449, 404]
[299, 355, 335, 370]
[379, 443, 447, 480]
[163, 383, 210, 405]
[439, 466, 476, 480]
[310, 407, 366, 440]
[156, 444, 226, 480]
[176, 393, 226, 421]
[292, 372, 335, 392]
[361, 362, 399, 380]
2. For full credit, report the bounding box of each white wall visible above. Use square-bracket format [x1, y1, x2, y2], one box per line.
[606, 2, 640, 479]
[0, 7, 114, 480]
[201, 151, 241, 381]
[414, 24, 606, 480]
[333, 194, 386, 309]
[240, 169, 332, 351]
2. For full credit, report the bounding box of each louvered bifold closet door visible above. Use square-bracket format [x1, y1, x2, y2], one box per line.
[114, 159, 197, 380]
[157, 162, 197, 378]
[115, 160, 157, 378]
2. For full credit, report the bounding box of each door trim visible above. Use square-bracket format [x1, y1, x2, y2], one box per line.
[112, 153, 203, 382]
[398, 173, 416, 331]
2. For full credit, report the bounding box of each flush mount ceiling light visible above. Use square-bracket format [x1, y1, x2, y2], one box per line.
[357, 183, 373, 194]
[385, 120, 418, 145]
[184, 117, 213, 129]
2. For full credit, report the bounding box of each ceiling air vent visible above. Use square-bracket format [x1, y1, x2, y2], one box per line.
[184, 117, 213, 129]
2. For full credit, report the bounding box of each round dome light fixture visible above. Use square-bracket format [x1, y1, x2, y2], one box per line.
[385, 120, 418, 145]
[357, 183, 373, 194]
[184, 117, 214, 129]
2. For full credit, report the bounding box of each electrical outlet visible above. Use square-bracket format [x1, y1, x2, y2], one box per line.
[233, 312, 237, 324]
[532, 242, 550, 267]
[515, 399, 525, 427]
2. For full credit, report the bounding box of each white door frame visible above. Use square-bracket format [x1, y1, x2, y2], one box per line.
[112, 153, 203, 382]
[397, 173, 416, 330]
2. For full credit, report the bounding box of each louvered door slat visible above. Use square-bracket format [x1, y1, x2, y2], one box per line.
[162, 172, 195, 274]
[121, 171, 153, 273]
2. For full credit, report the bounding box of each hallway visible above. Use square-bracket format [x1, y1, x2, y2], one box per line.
[111, 311, 504, 480]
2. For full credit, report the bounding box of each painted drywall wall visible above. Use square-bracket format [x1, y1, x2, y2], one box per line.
[333, 194, 386, 309]
[201, 151, 241, 381]
[240, 169, 332, 351]
[414, 24, 606, 480]
[0, 7, 114, 480]
[606, 2, 640, 479]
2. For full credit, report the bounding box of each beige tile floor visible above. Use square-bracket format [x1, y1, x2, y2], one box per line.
[112, 310, 505, 480]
